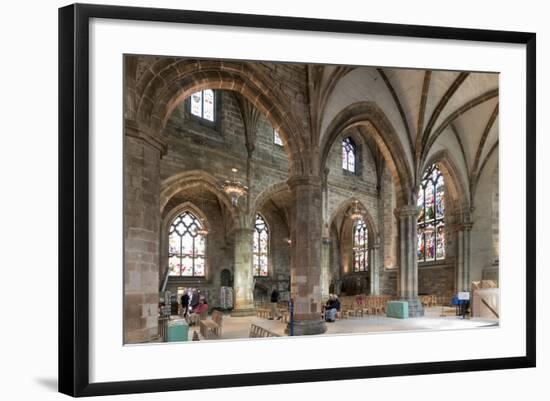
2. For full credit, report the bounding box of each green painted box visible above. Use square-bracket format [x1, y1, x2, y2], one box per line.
[386, 301, 409, 319]
[167, 319, 189, 342]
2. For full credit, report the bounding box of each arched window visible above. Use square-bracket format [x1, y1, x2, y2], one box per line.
[342, 137, 356, 173]
[253, 214, 269, 277]
[273, 129, 283, 146]
[417, 164, 445, 262]
[353, 218, 368, 272]
[168, 211, 206, 276]
[190, 89, 215, 122]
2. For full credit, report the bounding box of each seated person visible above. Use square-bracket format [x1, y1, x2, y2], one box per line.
[191, 297, 208, 315]
[324, 294, 341, 322]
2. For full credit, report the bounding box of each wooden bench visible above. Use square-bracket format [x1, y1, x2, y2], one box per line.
[199, 310, 223, 339]
[249, 324, 280, 338]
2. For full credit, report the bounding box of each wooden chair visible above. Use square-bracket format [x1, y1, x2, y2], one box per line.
[199, 310, 223, 339]
[249, 324, 280, 338]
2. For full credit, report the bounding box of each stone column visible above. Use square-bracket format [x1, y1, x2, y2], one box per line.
[232, 227, 256, 316]
[320, 237, 331, 301]
[286, 176, 327, 335]
[369, 240, 380, 295]
[396, 204, 424, 317]
[456, 222, 473, 292]
[124, 119, 166, 343]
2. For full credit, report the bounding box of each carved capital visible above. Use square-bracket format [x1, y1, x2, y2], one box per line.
[125, 119, 167, 156]
[287, 175, 323, 189]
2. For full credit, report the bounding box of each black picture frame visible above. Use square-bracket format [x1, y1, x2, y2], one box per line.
[58, 3, 536, 397]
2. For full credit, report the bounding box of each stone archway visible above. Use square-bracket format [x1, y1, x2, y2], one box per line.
[421, 150, 472, 294]
[319, 101, 415, 207]
[250, 181, 290, 224]
[160, 170, 237, 221]
[328, 198, 380, 240]
[320, 102, 421, 316]
[132, 58, 308, 176]
[327, 198, 381, 296]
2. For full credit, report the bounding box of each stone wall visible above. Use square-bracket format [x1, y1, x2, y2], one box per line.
[471, 154, 499, 284]
[124, 134, 162, 343]
[418, 264, 455, 298]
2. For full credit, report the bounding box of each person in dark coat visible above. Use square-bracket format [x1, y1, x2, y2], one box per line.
[269, 287, 281, 320]
[180, 290, 190, 317]
[324, 294, 341, 322]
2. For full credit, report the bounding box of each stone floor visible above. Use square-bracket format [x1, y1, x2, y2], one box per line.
[182, 306, 498, 342]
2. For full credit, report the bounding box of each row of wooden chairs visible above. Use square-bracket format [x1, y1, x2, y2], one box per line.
[419, 295, 452, 308]
[255, 302, 289, 321]
[249, 324, 280, 338]
[322, 295, 393, 320]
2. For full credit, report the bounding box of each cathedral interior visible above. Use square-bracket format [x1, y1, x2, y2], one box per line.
[123, 55, 499, 343]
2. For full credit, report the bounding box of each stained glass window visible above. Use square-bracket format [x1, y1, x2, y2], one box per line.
[417, 164, 445, 262]
[190, 89, 215, 122]
[353, 218, 368, 272]
[273, 129, 283, 146]
[168, 211, 206, 276]
[342, 137, 356, 173]
[253, 214, 269, 277]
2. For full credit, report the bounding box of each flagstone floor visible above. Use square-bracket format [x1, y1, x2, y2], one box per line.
[175, 306, 498, 342]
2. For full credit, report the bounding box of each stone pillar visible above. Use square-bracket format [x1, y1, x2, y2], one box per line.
[369, 240, 380, 295]
[396, 204, 424, 317]
[232, 228, 256, 316]
[124, 120, 166, 343]
[456, 223, 473, 292]
[320, 237, 331, 302]
[286, 176, 326, 335]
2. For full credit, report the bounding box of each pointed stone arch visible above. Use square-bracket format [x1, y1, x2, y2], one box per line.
[160, 170, 238, 228]
[162, 201, 211, 232]
[249, 181, 291, 224]
[320, 101, 414, 206]
[133, 58, 307, 176]
[328, 198, 379, 242]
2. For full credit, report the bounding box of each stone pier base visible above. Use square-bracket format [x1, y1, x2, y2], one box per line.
[402, 297, 424, 317]
[285, 319, 327, 336]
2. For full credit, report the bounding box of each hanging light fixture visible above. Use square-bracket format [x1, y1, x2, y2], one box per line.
[349, 200, 364, 221]
[222, 168, 248, 206]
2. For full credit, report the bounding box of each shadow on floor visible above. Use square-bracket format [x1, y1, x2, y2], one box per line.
[35, 377, 58, 392]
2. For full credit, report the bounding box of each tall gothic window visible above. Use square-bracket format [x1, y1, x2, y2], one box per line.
[417, 164, 445, 262]
[253, 214, 269, 277]
[342, 137, 356, 173]
[168, 211, 206, 276]
[190, 89, 215, 122]
[353, 218, 368, 272]
[273, 129, 283, 146]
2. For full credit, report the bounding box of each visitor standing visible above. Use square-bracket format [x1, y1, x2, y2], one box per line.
[180, 290, 190, 317]
[269, 287, 281, 320]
